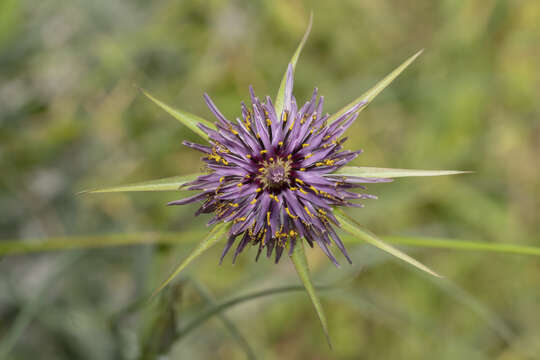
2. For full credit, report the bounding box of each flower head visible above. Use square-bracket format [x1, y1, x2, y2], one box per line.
[169, 64, 390, 265]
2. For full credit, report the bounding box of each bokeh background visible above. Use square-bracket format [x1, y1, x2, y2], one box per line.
[1, 0, 539, 359]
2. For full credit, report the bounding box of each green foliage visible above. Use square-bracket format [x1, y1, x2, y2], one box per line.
[2, 1, 540, 359]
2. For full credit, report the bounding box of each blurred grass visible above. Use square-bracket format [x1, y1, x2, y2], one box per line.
[1, 0, 540, 359]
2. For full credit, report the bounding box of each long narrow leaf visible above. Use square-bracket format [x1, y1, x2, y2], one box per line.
[328, 166, 469, 179]
[189, 278, 257, 360]
[151, 223, 229, 298]
[335, 210, 441, 278]
[328, 49, 423, 124]
[381, 236, 540, 256]
[177, 284, 333, 342]
[274, 12, 313, 118]
[140, 88, 214, 140]
[3, 230, 540, 257]
[290, 241, 332, 348]
[79, 173, 202, 194]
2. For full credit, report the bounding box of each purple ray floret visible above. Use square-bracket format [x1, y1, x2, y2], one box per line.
[170, 64, 391, 265]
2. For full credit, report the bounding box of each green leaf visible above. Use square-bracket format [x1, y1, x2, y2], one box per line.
[335, 209, 441, 278]
[79, 173, 202, 194]
[140, 88, 214, 140]
[328, 49, 424, 124]
[380, 236, 540, 256]
[328, 166, 470, 179]
[3, 230, 540, 258]
[177, 284, 324, 341]
[274, 12, 313, 118]
[189, 278, 257, 360]
[150, 223, 229, 298]
[290, 241, 332, 349]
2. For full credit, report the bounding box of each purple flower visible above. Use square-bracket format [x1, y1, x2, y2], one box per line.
[169, 64, 391, 266]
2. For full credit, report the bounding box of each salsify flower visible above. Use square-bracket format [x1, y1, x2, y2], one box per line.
[86, 16, 466, 345]
[170, 64, 390, 266]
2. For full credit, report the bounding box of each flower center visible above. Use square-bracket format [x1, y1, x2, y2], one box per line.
[258, 157, 292, 190]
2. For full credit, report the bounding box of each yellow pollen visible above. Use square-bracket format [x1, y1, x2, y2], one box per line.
[269, 157, 274, 162]
[302, 143, 310, 148]
[278, 141, 284, 146]
[266, 212, 271, 225]
[295, 179, 304, 184]
[299, 188, 308, 194]
[246, 154, 251, 159]
[286, 207, 298, 219]
[266, 118, 272, 126]
[256, 187, 262, 192]
[289, 230, 296, 237]
[231, 203, 239, 207]
[287, 154, 292, 160]
[283, 112, 288, 122]
[237, 183, 243, 187]
[219, 177, 225, 183]
[250, 198, 257, 205]
[309, 185, 319, 194]
[290, 186, 298, 191]
[289, 120, 295, 131]
[256, 133, 261, 138]
[300, 168, 306, 171]
[304, 206, 313, 217]
[260, 150, 267, 155]
[304, 154, 313, 159]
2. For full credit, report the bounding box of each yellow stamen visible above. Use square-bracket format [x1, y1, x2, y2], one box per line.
[260, 150, 267, 155]
[278, 141, 284, 147]
[304, 153, 313, 159]
[304, 206, 313, 217]
[237, 183, 243, 187]
[285, 207, 298, 219]
[302, 143, 310, 148]
[266, 212, 271, 225]
[250, 198, 257, 205]
[289, 119, 295, 131]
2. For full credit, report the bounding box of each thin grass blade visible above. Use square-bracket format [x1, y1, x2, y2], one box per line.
[274, 12, 313, 117]
[328, 166, 470, 179]
[290, 241, 332, 349]
[328, 49, 423, 124]
[335, 210, 441, 278]
[380, 236, 540, 256]
[150, 223, 229, 298]
[79, 173, 202, 194]
[140, 88, 214, 140]
[189, 278, 257, 360]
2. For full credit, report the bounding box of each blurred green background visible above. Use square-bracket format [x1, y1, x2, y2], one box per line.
[1, 0, 539, 359]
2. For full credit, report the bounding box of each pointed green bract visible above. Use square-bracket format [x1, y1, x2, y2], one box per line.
[290, 241, 332, 349]
[274, 12, 313, 118]
[328, 49, 424, 124]
[335, 210, 441, 278]
[151, 223, 229, 298]
[328, 166, 470, 179]
[140, 88, 214, 140]
[79, 173, 202, 194]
